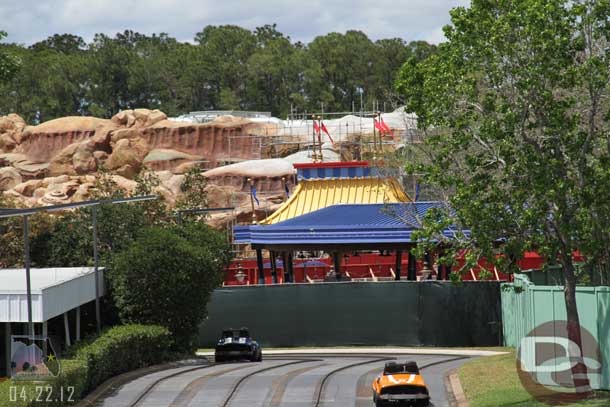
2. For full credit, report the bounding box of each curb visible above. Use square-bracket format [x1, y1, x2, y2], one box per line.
[196, 348, 508, 357]
[76, 358, 209, 407]
[446, 368, 469, 407]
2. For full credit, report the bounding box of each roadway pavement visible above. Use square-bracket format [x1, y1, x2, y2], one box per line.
[92, 350, 495, 407]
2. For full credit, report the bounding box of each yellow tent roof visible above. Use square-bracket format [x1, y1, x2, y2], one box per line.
[261, 177, 411, 224]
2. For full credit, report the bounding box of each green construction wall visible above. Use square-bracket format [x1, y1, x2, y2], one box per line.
[198, 281, 502, 348]
[502, 275, 610, 390]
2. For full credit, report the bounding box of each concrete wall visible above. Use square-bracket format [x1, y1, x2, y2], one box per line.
[199, 280, 502, 348]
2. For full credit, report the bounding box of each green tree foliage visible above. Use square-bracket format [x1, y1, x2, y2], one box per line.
[176, 166, 209, 211]
[396, 0, 610, 388]
[109, 224, 230, 350]
[0, 27, 436, 119]
[0, 31, 20, 83]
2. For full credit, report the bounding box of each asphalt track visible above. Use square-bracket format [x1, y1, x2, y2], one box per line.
[95, 354, 472, 407]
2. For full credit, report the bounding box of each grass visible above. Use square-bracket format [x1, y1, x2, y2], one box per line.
[458, 349, 610, 406]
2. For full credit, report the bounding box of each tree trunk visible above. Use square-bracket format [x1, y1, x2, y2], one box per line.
[562, 257, 591, 393]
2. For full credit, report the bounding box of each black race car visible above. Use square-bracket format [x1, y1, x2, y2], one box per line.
[214, 328, 262, 362]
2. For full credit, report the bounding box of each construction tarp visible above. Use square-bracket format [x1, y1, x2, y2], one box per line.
[198, 281, 502, 347]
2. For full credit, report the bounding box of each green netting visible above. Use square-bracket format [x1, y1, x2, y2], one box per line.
[198, 281, 502, 348]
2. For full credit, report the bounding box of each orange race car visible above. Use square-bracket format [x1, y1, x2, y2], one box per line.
[372, 361, 430, 407]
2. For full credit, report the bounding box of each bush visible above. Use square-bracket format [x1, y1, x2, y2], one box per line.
[76, 324, 173, 392]
[109, 224, 230, 351]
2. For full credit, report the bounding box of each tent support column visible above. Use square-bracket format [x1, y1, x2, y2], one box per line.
[270, 251, 278, 284]
[333, 252, 341, 280]
[395, 250, 402, 281]
[408, 251, 417, 281]
[63, 312, 71, 347]
[76, 307, 81, 342]
[256, 249, 265, 285]
[287, 252, 294, 283]
[281, 252, 288, 283]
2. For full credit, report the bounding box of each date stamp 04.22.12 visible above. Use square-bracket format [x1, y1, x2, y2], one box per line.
[7, 385, 75, 403]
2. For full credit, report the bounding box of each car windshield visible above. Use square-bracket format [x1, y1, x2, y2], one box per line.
[222, 329, 249, 338]
[384, 362, 419, 375]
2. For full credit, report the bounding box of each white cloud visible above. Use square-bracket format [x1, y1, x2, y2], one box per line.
[0, 0, 469, 45]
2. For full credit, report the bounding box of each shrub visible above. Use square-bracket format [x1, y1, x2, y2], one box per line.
[109, 224, 230, 351]
[76, 324, 173, 392]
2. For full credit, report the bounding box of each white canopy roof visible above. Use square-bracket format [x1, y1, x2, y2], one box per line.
[0, 267, 104, 323]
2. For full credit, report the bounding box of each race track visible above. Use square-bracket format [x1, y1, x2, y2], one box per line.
[95, 354, 471, 407]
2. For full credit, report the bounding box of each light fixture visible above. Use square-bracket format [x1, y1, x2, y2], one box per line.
[235, 263, 247, 283]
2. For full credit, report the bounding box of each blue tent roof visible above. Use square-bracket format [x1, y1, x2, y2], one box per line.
[234, 202, 469, 246]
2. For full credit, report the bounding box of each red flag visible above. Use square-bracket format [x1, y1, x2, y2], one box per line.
[320, 121, 335, 144]
[313, 120, 320, 134]
[380, 117, 396, 140]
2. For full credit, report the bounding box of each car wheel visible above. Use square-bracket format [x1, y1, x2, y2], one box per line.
[257, 352, 263, 362]
[215, 355, 224, 363]
[415, 400, 430, 407]
[374, 400, 386, 407]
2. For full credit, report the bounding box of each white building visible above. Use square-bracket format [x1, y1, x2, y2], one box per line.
[0, 267, 104, 376]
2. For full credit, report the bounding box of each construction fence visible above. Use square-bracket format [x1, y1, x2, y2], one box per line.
[502, 274, 610, 390]
[198, 280, 502, 348]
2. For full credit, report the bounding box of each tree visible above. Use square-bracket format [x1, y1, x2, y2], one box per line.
[109, 224, 230, 350]
[0, 31, 20, 83]
[396, 0, 610, 392]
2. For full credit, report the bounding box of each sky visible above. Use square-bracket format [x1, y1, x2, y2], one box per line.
[0, 0, 469, 46]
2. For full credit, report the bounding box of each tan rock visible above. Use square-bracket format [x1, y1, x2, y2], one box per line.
[13, 179, 43, 196]
[33, 187, 46, 199]
[173, 161, 196, 174]
[93, 151, 108, 164]
[106, 138, 149, 178]
[72, 182, 94, 201]
[42, 175, 70, 186]
[110, 128, 141, 144]
[110, 175, 138, 194]
[72, 143, 97, 174]
[0, 114, 27, 149]
[159, 173, 185, 196]
[0, 153, 48, 179]
[111, 109, 166, 128]
[47, 143, 79, 176]
[23, 116, 109, 135]
[0, 133, 16, 152]
[0, 167, 22, 190]
[39, 180, 80, 205]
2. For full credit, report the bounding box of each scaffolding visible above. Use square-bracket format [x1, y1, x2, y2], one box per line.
[221, 109, 417, 165]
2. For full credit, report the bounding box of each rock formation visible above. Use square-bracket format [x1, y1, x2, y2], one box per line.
[0, 109, 284, 208]
[0, 108, 412, 227]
